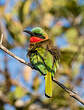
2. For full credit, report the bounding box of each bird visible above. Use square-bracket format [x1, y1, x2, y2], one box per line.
[24, 27, 60, 98]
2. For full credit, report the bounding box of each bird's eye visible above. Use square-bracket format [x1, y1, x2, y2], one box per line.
[33, 33, 45, 39]
[40, 36, 45, 39]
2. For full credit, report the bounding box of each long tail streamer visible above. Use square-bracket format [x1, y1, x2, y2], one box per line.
[45, 72, 52, 98]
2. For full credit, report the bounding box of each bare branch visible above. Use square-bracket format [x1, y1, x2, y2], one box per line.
[53, 78, 84, 105]
[0, 33, 84, 105]
[0, 33, 3, 44]
[0, 34, 33, 68]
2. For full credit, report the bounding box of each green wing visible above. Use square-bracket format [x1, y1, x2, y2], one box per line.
[30, 47, 58, 76]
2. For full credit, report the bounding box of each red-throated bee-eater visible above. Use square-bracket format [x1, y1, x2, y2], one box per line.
[24, 27, 60, 97]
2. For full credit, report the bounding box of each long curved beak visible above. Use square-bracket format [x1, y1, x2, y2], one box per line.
[24, 30, 34, 36]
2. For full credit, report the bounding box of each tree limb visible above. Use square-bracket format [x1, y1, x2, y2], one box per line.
[52, 78, 84, 105]
[0, 34, 33, 68]
[0, 33, 84, 105]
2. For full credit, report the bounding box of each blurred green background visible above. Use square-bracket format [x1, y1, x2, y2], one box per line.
[0, 0, 84, 110]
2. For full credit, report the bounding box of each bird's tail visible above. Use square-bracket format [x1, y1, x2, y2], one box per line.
[45, 72, 52, 98]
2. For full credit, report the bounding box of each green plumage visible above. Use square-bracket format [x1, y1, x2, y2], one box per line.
[29, 46, 59, 77]
[26, 27, 60, 97]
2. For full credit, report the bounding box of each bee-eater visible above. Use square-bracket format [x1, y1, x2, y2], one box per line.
[24, 27, 60, 98]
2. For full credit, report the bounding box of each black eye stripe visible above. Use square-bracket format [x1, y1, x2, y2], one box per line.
[33, 32, 45, 39]
[33, 32, 42, 36]
[39, 36, 45, 39]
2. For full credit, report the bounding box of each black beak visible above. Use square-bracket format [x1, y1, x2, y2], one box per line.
[24, 30, 34, 36]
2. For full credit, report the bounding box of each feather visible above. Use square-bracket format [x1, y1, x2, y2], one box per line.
[45, 72, 52, 98]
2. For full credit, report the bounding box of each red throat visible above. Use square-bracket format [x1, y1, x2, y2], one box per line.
[30, 36, 43, 43]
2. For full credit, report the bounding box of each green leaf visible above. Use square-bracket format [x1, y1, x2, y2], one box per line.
[14, 86, 27, 99]
[66, 28, 78, 44]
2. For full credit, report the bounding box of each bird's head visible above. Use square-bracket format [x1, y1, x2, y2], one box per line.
[24, 27, 48, 43]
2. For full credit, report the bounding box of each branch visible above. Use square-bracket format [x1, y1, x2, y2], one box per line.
[0, 33, 3, 44]
[52, 78, 84, 105]
[0, 33, 84, 105]
[0, 34, 33, 68]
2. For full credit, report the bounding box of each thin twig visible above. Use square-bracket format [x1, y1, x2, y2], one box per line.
[0, 33, 3, 44]
[53, 78, 84, 105]
[0, 34, 33, 68]
[0, 33, 84, 105]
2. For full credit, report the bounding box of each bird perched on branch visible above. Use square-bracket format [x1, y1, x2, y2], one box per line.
[24, 27, 60, 98]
